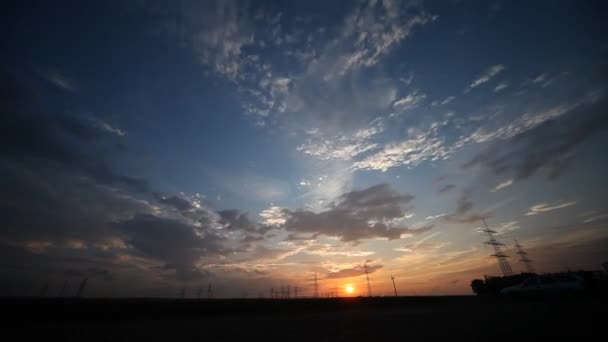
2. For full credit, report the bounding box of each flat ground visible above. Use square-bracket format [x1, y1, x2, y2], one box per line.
[2, 295, 605, 341]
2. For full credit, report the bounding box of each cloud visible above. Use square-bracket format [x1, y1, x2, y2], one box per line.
[40, 69, 77, 92]
[525, 201, 576, 216]
[438, 184, 456, 194]
[90, 118, 126, 137]
[491, 179, 513, 192]
[353, 129, 450, 172]
[444, 193, 490, 224]
[275, 184, 425, 242]
[325, 262, 382, 279]
[116, 214, 225, 281]
[392, 90, 426, 113]
[465, 64, 505, 92]
[425, 213, 446, 220]
[494, 83, 509, 92]
[464, 90, 607, 183]
[297, 120, 383, 160]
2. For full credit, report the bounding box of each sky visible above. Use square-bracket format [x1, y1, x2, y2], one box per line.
[1, 0, 608, 298]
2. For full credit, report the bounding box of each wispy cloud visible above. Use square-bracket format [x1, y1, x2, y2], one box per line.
[465, 64, 505, 93]
[525, 201, 576, 216]
[494, 83, 509, 92]
[40, 69, 77, 92]
[491, 179, 513, 192]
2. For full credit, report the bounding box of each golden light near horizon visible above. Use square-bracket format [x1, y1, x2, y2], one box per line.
[345, 284, 354, 294]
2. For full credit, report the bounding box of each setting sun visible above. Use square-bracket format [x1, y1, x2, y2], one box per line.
[345, 285, 354, 294]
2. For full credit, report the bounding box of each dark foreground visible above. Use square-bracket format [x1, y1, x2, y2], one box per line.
[3, 295, 605, 341]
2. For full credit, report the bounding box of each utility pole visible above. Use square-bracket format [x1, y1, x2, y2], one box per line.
[391, 274, 398, 297]
[514, 239, 535, 274]
[481, 219, 513, 276]
[364, 263, 372, 297]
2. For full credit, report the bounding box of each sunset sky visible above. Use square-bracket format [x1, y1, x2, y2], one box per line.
[1, 0, 607, 297]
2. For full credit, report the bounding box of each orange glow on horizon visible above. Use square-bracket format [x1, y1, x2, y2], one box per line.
[345, 284, 354, 294]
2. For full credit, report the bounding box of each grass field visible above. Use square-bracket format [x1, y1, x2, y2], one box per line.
[2, 295, 605, 341]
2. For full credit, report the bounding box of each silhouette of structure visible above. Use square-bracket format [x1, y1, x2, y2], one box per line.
[270, 287, 275, 299]
[307, 273, 320, 298]
[293, 286, 299, 298]
[391, 274, 398, 297]
[514, 239, 535, 274]
[364, 263, 372, 297]
[207, 283, 213, 299]
[58, 280, 68, 297]
[481, 219, 513, 276]
[76, 277, 88, 298]
[39, 283, 49, 297]
[330, 286, 339, 298]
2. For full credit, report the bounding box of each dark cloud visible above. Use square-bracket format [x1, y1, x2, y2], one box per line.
[444, 193, 489, 224]
[156, 195, 194, 211]
[464, 95, 608, 184]
[278, 184, 423, 242]
[116, 214, 225, 281]
[0, 70, 148, 193]
[325, 263, 383, 279]
[438, 184, 456, 194]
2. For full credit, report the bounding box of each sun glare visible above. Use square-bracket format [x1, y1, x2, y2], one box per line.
[345, 285, 354, 294]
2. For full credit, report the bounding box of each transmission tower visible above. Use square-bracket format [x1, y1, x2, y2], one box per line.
[390, 274, 398, 297]
[481, 219, 513, 276]
[76, 277, 88, 298]
[514, 239, 535, 274]
[307, 272, 320, 298]
[207, 283, 213, 299]
[58, 280, 68, 297]
[364, 263, 372, 297]
[293, 286, 299, 298]
[270, 287, 275, 299]
[286, 285, 291, 299]
[330, 286, 339, 298]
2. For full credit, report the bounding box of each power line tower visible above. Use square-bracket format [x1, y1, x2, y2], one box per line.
[207, 283, 213, 299]
[330, 286, 339, 298]
[514, 239, 535, 274]
[58, 280, 68, 297]
[307, 273, 320, 298]
[390, 274, 398, 297]
[270, 287, 275, 299]
[293, 286, 299, 298]
[364, 263, 372, 297]
[481, 219, 513, 276]
[76, 277, 88, 298]
[286, 285, 291, 299]
[39, 283, 49, 297]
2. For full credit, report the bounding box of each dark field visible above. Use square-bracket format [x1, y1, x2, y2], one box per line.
[3, 295, 605, 341]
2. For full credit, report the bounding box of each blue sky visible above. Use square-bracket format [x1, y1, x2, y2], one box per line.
[1, 0, 607, 297]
